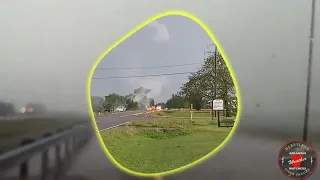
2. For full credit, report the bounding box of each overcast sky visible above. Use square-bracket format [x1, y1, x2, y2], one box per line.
[91, 16, 213, 103]
[0, 0, 319, 116]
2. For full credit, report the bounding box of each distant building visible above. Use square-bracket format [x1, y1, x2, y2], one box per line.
[115, 106, 126, 112]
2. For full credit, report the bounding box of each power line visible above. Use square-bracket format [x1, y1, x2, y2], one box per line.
[92, 71, 195, 79]
[96, 62, 203, 70]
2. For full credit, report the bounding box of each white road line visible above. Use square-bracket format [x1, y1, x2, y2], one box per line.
[119, 115, 130, 118]
[120, 113, 143, 117]
[99, 122, 130, 132]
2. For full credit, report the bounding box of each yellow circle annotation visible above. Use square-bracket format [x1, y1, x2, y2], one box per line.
[86, 9, 242, 178]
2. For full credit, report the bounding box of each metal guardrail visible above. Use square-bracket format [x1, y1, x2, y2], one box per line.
[0, 113, 87, 121]
[0, 121, 93, 180]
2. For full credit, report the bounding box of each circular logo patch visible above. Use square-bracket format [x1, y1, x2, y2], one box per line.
[278, 140, 317, 179]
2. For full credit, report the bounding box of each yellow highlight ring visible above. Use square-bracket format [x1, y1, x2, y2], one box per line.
[87, 9, 242, 178]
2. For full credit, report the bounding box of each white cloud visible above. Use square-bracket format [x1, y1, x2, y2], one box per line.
[147, 20, 170, 42]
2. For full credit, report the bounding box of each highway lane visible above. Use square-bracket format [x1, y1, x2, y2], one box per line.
[3, 112, 147, 180]
[95, 111, 149, 131]
[3, 111, 148, 179]
[66, 111, 156, 180]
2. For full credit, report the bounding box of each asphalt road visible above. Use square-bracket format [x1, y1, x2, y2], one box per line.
[66, 111, 156, 180]
[3, 111, 150, 180]
[95, 111, 146, 131]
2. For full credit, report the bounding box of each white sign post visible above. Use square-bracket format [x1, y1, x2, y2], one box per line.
[213, 99, 224, 127]
[213, 99, 224, 111]
[190, 104, 193, 121]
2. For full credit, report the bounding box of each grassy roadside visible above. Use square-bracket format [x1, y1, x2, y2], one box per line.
[101, 110, 234, 173]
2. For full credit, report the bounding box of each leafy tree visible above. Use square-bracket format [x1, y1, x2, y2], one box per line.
[97, 86, 158, 113]
[103, 93, 126, 112]
[183, 101, 190, 109]
[189, 93, 203, 111]
[124, 93, 139, 110]
[102, 100, 113, 112]
[99, 87, 156, 112]
[166, 93, 186, 109]
[194, 101, 202, 111]
[91, 96, 104, 114]
[125, 98, 139, 110]
[149, 99, 155, 106]
[125, 93, 135, 100]
[179, 50, 236, 116]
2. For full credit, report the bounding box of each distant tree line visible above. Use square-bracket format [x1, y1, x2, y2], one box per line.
[0, 101, 16, 116]
[0, 101, 48, 116]
[91, 87, 159, 114]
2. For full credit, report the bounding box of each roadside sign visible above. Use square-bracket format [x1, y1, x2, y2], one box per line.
[213, 99, 224, 110]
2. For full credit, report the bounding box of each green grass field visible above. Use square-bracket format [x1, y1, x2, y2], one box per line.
[150, 109, 214, 118]
[101, 110, 235, 173]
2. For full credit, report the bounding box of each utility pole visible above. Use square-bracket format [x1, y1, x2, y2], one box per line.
[204, 44, 218, 119]
[302, 0, 316, 142]
[204, 44, 215, 120]
[211, 55, 215, 120]
[214, 45, 217, 118]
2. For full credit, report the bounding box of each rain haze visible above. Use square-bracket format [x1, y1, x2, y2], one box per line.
[0, 0, 319, 115]
[1, 1, 320, 179]
[91, 16, 213, 103]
